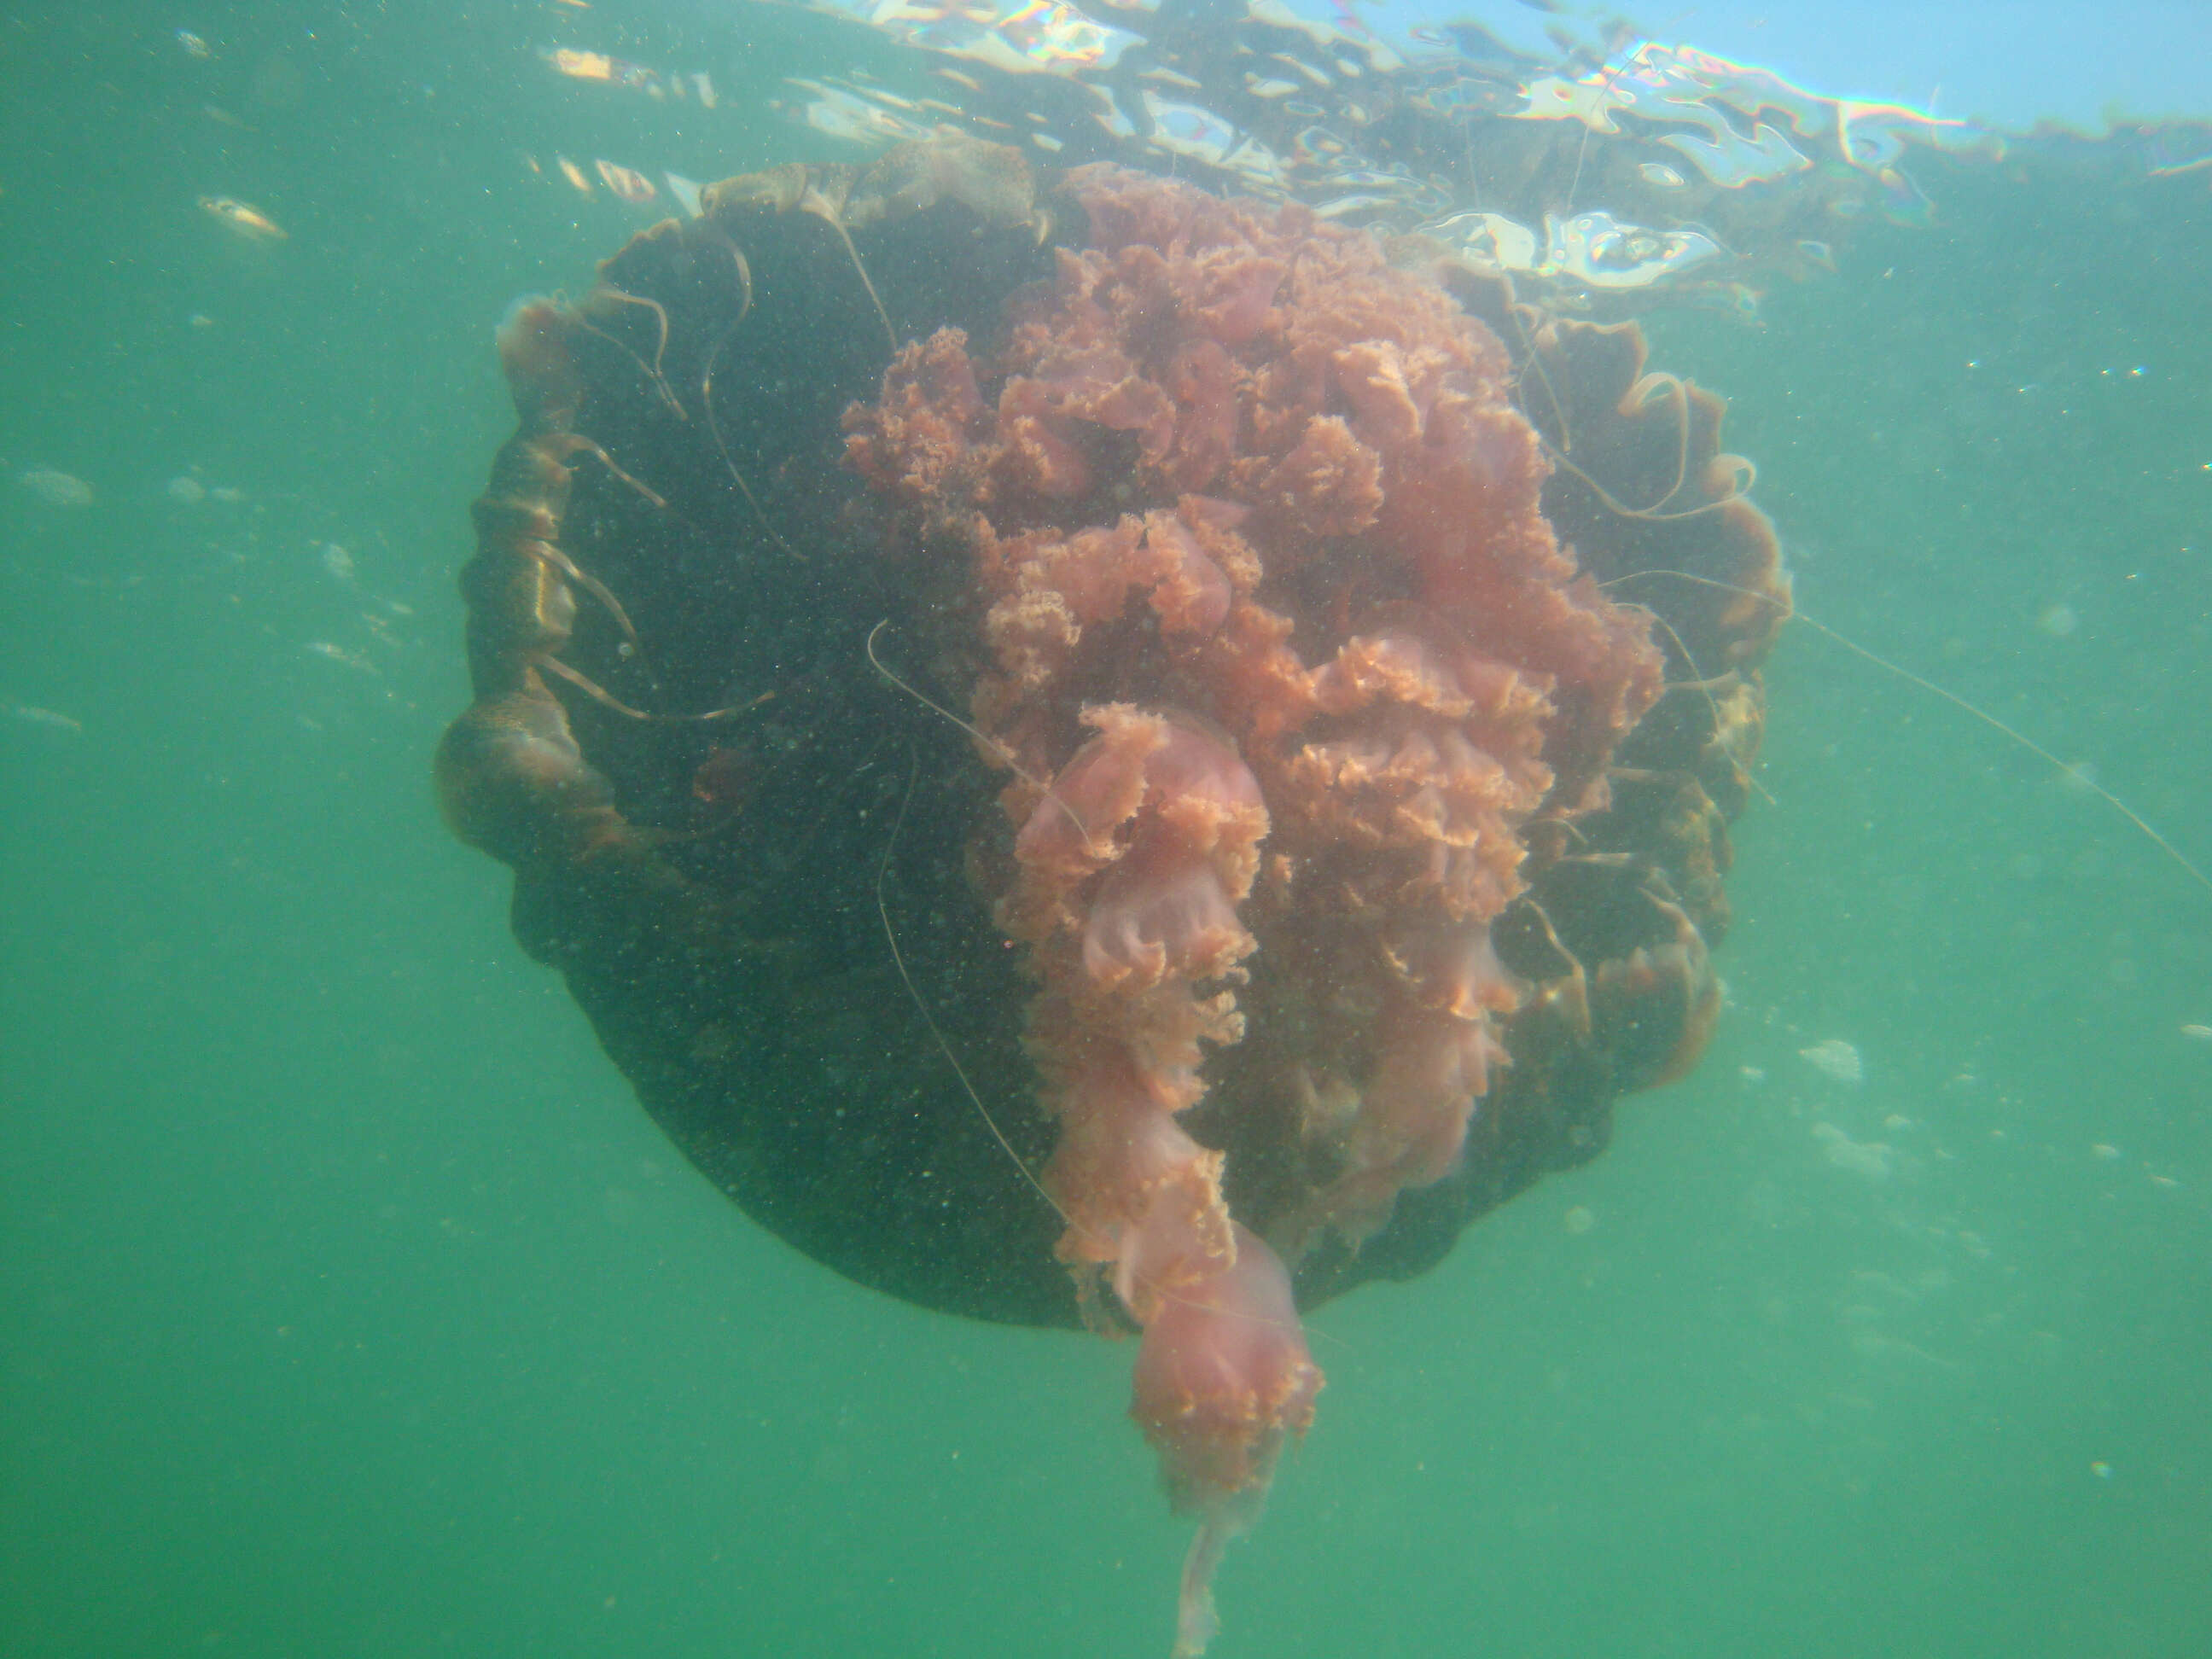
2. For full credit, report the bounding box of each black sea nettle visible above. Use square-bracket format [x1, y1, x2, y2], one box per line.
[437, 134, 1786, 1652]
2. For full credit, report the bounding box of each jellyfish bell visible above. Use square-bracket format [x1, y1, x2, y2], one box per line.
[434, 133, 1784, 1652]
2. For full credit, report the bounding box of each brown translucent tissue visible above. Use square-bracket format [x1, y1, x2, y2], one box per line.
[435, 133, 1787, 1655]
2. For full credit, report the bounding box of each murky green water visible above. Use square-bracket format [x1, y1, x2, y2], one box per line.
[5, 5, 2209, 1656]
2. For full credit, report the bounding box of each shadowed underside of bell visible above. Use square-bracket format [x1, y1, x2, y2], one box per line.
[434, 132, 1786, 1331]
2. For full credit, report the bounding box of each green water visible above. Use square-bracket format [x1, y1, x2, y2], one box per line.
[4, 5, 2209, 1656]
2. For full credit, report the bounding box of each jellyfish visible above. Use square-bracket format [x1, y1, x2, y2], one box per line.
[435, 132, 1786, 1653]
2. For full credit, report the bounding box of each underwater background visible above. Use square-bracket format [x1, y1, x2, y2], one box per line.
[4, 3, 2209, 1656]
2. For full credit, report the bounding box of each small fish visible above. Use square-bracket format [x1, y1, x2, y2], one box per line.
[549, 48, 615, 82]
[17, 466, 93, 507]
[6, 701, 84, 734]
[358, 610, 413, 651]
[199, 195, 286, 243]
[2180, 1023, 2212, 1043]
[596, 159, 658, 204]
[304, 640, 378, 676]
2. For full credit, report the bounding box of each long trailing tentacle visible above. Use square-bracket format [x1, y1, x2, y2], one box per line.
[864, 620, 1099, 853]
[1609, 596, 1778, 807]
[1604, 568, 2212, 898]
[564, 436, 669, 511]
[517, 538, 643, 659]
[800, 185, 898, 354]
[1497, 299, 1576, 455]
[875, 742, 1068, 1228]
[1493, 294, 1752, 521]
[539, 652, 771, 725]
[1539, 371, 1755, 523]
[695, 231, 804, 562]
[575, 284, 690, 421]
